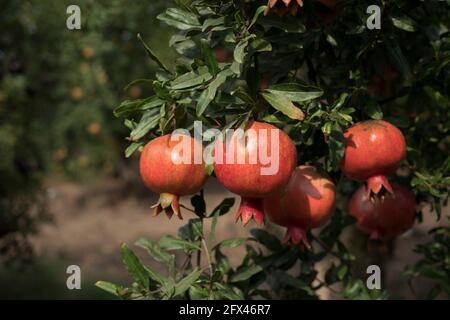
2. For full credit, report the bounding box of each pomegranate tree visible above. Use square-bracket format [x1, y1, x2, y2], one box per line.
[340, 120, 407, 196]
[140, 134, 208, 219]
[349, 183, 416, 240]
[263, 165, 336, 247]
[214, 121, 297, 225]
[100, 0, 448, 301]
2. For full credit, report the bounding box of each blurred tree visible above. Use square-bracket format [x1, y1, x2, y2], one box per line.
[0, 0, 173, 263]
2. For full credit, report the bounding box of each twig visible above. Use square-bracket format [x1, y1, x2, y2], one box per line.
[202, 238, 214, 277]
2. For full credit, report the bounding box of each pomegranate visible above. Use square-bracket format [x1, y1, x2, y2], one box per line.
[214, 121, 297, 225]
[140, 134, 208, 219]
[340, 120, 407, 196]
[263, 165, 336, 247]
[214, 47, 232, 63]
[349, 183, 416, 240]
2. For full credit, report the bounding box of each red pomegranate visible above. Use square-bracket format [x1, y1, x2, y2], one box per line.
[214, 121, 297, 226]
[349, 183, 416, 240]
[340, 120, 407, 196]
[140, 134, 208, 219]
[263, 165, 336, 247]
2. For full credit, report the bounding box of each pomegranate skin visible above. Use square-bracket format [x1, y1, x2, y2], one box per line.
[214, 121, 297, 225]
[263, 165, 336, 247]
[348, 183, 416, 240]
[140, 134, 208, 219]
[340, 120, 407, 195]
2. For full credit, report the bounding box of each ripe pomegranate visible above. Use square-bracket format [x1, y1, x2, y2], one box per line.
[214, 121, 297, 225]
[263, 165, 336, 247]
[214, 47, 232, 63]
[349, 183, 416, 240]
[140, 134, 208, 219]
[340, 120, 407, 196]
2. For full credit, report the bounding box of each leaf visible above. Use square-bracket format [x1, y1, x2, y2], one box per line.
[249, 6, 267, 29]
[125, 142, 143, 158]
[95, 281, 121, 296]
[270, 271, 315, 296]
[386, 42, 412, 81]
[129, 108, 160, 141]
[260, 16, 305, 33]
[328, 123, 345, 170]
[214, 283, 244, 300]
[250, 229, 281, 251]
[174, 269, 203, 297]
[196, 70, 229, 116]
[391, 16, 417, 32]
[191, 194, 206, 217]
[200, 39, 219, 75]
[157, 8, 201, 31]
[265, 83, 323, 102]
[210, 198, 236, 217]
[365, 98, 383, 120]
[214, 238, 247, 250]
[231, 265, 263, 283]
[137, 34, 171, 74]
[234, 40, 249, 64]
[135, 238, 175, 269]
[159, 235, 201, 251]
[114, 96, 164, 118]
[261, 91, 305, 120]
[120, 243, 149, 288]
[170, 66, 212, 90]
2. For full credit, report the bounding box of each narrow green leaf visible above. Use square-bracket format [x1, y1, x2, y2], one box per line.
[231, 265, 263, 283]
[261, 91, 305, 120]
[265, 83, 323, 102]
[120, 243, 149, 288]
[201, 39, 219, 75]
[137, 34, 171, 74]
[174, 269, 203, 297]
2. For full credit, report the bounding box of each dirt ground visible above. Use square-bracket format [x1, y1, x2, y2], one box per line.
[29, 177, 449, 299]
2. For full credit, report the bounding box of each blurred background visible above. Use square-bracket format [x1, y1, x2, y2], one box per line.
[0, 0, 448, 299]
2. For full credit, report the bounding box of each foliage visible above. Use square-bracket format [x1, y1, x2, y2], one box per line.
[102, 0, 449, 299]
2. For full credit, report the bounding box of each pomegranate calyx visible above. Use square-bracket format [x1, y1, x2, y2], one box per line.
[283, 227, 311, 249]
[152, 193, 182, 220]
[366, 175, 394, 198]
[235, 197, 265, 226]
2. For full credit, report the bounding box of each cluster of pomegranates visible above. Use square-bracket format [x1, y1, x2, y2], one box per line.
[139, 119, 416, 247]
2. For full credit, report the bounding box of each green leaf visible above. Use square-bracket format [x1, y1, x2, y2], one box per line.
[191, 193, 206, 217]
[174, 269, 203, 297]
[129, 108, 160, 141]
[327, 123, 345, 170]
[120, 243, 149, 288]
[270, 271, 315, 296]
[249, 6, 267, 29]
[214, 238, 247, 250]
[391, 16, 417, 32]
[170, 66, 213, 90]
[159, 235, 201, 251]
[214, 283, 244, 300]
[135, 238, 175, 269]
[234, 40, 250, 64]
[125, 142, 143, 158]
[261, 91, 305, 120]
[365, 98, 383, 120]
[114, 96, 164, 118]
[265, 83, 323, 102]
[231, 265, 263, 283]
[157, 8, 201, 31]
[210, 198, 236, 217]
[196, 70, 229, 116]
[95, 281, 121, 296]
[386, 42, 412, 81]
[137, 34, 171, 74]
